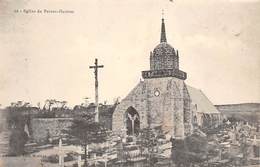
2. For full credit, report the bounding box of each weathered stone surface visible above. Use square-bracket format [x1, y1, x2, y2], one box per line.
[151, 42, 178, 70]
[112, 77, 192, 139]
[31, 118, 72, 142]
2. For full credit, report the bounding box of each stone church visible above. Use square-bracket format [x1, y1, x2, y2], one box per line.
[112, 18, 220, 139]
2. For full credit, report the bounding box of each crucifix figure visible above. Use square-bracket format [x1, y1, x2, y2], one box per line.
[89, 58, 104, 122]
[127, 113, 139, 135]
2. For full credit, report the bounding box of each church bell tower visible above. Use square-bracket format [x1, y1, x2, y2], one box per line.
[142, 18, 187, 80]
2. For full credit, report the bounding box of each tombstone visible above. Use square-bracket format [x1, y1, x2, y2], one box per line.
[252, 135, 257, 145]
[86, 145, 89, 158]
[252, 135, 259, 158]
[24, 124, 30, 138]
[232, 125, 235, 131]
[121, 127, 127, 143]
[93, 152, 97, 166]
[77, 154, 81, 167]
[102, 149, 108, 167]
[228, 131, 236, 145]
[76, 146, 82, 167]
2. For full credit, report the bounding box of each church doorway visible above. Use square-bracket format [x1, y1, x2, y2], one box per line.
[125, 107, 140, 136]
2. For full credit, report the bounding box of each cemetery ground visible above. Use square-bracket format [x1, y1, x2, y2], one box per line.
[1, 119, 259, 167]
[1, 103, 259, 167]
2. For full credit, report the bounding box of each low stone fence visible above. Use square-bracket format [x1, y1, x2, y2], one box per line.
[31, 118, 73, 143]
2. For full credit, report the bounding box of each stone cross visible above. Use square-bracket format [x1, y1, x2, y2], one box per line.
[226, 120, 231, 125]
[127, 113, 139, 135]
[162, 9, 164, 18]
[58, 138, 64, 167]
[89, 58, 104, 122]
[76, 146, 82, 167]
[104, 142, 109, 167]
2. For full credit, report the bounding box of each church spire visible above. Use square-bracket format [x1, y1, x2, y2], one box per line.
[160, 19, 167, 43]
[160, 10, 167, 43]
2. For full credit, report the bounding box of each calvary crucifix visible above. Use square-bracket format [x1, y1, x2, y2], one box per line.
[127, 113, 139, 135]
[89, 58, 104, 122]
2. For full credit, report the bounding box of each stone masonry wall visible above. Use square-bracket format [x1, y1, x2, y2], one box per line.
[112, 82, 149, 134]
[31, 118, 72, 143]
[112, 77, 191, 139]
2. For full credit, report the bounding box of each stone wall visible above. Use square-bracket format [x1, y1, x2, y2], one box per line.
[112, 82, 149, 135]
[30, 118, 72, 143]
[112, 77, 193, 139]
[215, 103, 260, 124]
[0, 109, 10, 155]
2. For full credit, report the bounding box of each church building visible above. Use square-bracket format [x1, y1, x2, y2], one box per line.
[112, 17, 220, 139]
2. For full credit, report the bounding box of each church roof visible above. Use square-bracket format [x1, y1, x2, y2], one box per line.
[153, 42, 175, 53]
[160, 18, 167, 43]
[187, 85, 220, 114]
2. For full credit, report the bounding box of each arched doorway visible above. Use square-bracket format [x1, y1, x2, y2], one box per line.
[125, 107, 140, 136]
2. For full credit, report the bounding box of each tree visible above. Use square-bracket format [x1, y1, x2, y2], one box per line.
[43, 99, 55, 111]
[64, 112, 110, 167]
[138, 126, 165, 166]
[60, 101, 67, 109]
[6, 102, 30, 155]
[172, 132, 208, 167]
[9, 128, 28, 155]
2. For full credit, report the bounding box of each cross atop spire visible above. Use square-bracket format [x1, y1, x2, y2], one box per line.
[160, 10, 167, 43]
[162, 9, 164, 19]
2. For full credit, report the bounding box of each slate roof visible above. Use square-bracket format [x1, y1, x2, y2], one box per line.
[187, 85, 220, 114]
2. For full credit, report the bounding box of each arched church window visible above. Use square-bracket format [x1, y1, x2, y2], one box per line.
[125, 107, 140, 136]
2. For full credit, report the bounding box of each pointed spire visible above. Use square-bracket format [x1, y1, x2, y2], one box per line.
[160, 10, 167, 43]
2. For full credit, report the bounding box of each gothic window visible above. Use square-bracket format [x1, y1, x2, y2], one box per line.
[125, 107, 140, 136]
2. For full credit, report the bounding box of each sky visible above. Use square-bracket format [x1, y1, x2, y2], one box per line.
[0, 0, 260, 107]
